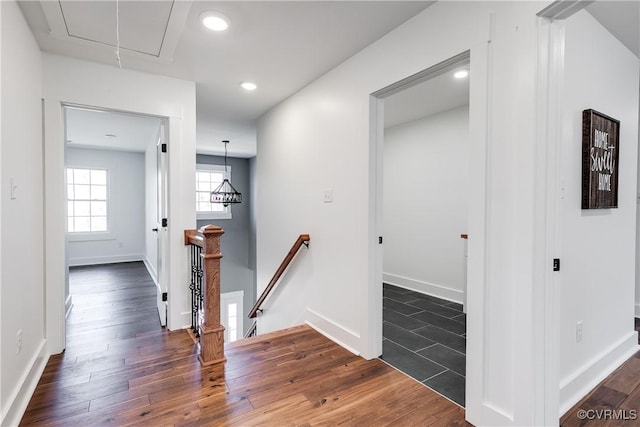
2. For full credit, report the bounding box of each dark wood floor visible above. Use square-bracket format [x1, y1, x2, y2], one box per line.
[20, 262, 470, 426]
[561, 320, 640, 426]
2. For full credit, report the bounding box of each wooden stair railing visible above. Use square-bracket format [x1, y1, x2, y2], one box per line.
[248, 234, 310, 319]
[184, 225, 226, 366]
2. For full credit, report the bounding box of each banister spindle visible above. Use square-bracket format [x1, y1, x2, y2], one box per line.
[198, 224, 226, 366]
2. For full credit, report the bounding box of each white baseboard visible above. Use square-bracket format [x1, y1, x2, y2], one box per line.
[65, 294, 73, 319]
[305, 308, 361, 356]
[1, 339, 48, 427]
[559, 331, 639, 415]
[68, 254, 143, 267]
[383, 273, 463, 304]
[143, 257, 158, 286]
[179, 311, 192, 330]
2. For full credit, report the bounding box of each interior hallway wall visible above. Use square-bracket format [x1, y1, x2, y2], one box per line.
[0, 1, 45, 425]
[383, 106, 469, 303]
[559, 9, 640, 414]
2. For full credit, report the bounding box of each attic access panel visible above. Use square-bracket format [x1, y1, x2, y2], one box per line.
[40, 0, 190, 62]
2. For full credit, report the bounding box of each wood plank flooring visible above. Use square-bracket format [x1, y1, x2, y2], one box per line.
[20, 262, 470, 426]
[561, 349, 640, 426]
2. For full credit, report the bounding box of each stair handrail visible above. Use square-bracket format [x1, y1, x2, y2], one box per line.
[248, 234, 310, 319]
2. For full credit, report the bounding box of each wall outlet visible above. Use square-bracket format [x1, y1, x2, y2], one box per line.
[16, 329, 22, 353]
[323, 188, 333, 203]
[576, 321, 583, 343]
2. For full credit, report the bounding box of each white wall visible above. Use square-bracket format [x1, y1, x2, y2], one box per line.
[144, 138, 159, 283]
[257, 2, 549, 425]
[43, 54, 196, 354]
[383, 106, 469, 302]
[558, 10, 640, 413]
[0, 1, 47, 425]
[66, 147, 146, 266]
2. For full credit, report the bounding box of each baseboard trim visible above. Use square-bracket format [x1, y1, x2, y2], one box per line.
[560, 331, 639, 415]
[65, 294, 73, 319]
[179, 311, 192, 330]
[1, 339, 48, 427]
[383, 273, 463, 304]
[68, 254, 143, 267]
[305, 308, 360, 356]
[143, 257, 158, 286]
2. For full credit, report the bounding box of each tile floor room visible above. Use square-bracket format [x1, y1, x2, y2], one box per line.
[380, 283, 466, 406]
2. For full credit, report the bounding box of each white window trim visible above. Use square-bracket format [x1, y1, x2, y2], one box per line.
[196, 163, 232, 220]
[65, 166, 115, 242]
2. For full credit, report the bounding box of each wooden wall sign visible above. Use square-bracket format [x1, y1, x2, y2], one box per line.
[582, 109, 620, 209]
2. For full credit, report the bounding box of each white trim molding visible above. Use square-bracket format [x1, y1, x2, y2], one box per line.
[383, 273, 463, 305]
[67, 254, 143, 267]
[560, 332, 639, 415]
[1, 339, 48, 427]
[305, 308, 361, 356]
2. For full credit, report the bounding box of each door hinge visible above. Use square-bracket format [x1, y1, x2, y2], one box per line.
[378, 236, 383, 244]
[161, 143, 167, 153]
[162, 292, 168, 302]
[553, 258, 560, 272]
[162, 218, 168, 227]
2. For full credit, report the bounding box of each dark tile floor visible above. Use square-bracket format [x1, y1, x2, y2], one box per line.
[380, 283, 466, 407]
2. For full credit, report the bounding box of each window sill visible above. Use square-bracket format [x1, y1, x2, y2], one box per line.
[197, 212, 232, 221]
[67, 231, 115, 242]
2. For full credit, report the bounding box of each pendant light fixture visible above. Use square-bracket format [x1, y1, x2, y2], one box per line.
[210, 140, 242, 206]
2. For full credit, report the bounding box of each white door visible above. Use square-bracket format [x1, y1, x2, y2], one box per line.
[156, 123, 169, 326]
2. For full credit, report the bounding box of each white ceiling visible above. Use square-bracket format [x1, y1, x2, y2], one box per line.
[384, 66, 470, 129]
[17, 1, 638, 156]
[65, 107, 162, 153]
[19, 0, 433, 157]
[586, 1, 639, 58]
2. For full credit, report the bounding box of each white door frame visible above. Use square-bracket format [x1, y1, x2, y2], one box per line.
[156, 120, 169, 326]
[368, 48, 490, 416]
[45, 101, 175, 353]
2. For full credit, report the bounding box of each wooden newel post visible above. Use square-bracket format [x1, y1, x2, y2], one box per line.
[198, 224, 226, 366]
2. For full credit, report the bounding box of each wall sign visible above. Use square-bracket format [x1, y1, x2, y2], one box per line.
[582, 109, 620, 209]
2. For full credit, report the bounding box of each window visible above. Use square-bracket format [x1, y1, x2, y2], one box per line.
[196, 164, 232, 220]
[221, 291, 244, 343]
[67, 168, 108, 233]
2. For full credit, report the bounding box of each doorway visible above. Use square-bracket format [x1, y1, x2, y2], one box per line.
[63, 105, 168, 330]
[375, 55, 470, 406]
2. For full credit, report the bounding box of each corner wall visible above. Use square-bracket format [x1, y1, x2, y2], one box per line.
[558, 10, 640, 413]
[1, 1, 46, 425]
[383, 106, 469, 302]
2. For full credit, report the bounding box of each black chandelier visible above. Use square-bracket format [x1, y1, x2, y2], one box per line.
[210, 140, 242, 207]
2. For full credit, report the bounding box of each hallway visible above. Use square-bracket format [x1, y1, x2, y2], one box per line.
[20, 262, 469, 426]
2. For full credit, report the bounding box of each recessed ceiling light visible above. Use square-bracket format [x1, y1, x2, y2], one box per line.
[105, 134, 117, 138]
[200, 11, 230, 32]
[454, 70, 469, 79]
[240, 82, 257, 91]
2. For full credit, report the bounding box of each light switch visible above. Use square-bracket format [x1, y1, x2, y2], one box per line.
[323, 188, 333, 203]
[10, 177, 17, 200]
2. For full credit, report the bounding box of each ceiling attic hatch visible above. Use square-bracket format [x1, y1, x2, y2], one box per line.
[40, 0, 191, 62]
